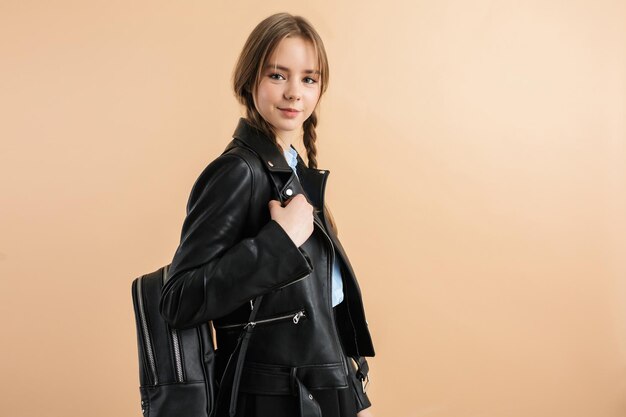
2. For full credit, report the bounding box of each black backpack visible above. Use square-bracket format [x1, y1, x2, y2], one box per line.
[131, 264, 214, 417]
[131, 264, 264, 417]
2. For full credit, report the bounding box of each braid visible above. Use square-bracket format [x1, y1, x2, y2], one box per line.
[302, 112, 339, 236]
[303, 112, 319, 169]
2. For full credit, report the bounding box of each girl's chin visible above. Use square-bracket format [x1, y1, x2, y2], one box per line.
[273, 119, 302, 130]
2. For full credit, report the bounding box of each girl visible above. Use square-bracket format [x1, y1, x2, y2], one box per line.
[160, 12, 375, 417]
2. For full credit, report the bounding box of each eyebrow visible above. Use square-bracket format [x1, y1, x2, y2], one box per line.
[264, 64, 320, 75]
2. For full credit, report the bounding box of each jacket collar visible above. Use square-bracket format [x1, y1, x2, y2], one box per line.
[231, 117, 293, 173]
[228, 117, 330, 212]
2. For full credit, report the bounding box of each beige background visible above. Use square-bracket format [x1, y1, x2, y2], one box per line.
[1, 1, 625, 416]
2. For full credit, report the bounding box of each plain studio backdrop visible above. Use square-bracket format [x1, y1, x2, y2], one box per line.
[1, 1, 625, 416]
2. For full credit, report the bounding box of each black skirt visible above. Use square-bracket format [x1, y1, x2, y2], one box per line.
[232, 303, 363, 417]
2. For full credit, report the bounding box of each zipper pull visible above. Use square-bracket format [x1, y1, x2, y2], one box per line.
[244, 321, 256, 330]
[292, 311, 305, 324]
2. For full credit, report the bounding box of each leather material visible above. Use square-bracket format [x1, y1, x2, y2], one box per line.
[132, 265, 217, 417]
[238, 361, 349, 394]
[139, 383, 209, 417]
[295, 376, 323, 417]
[158, 117, 375, 415]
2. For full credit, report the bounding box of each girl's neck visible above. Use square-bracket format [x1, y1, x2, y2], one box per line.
[275, 133, 297, 153]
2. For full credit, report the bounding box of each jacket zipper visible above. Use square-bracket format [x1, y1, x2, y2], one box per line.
[312, 216, 350, 382]
[273, 269, 310, 291]
[215, 309, 306, 330]
[137, 276, 158, 385]
[320, 208, 362, 356]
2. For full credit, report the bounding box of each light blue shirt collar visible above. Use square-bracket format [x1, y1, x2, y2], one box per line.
[283, 147, 299, 178]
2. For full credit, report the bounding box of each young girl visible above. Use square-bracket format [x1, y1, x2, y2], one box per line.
[160, 13, 375, 417]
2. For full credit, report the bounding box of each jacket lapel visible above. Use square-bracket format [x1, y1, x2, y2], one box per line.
[228, 117, 330, 218]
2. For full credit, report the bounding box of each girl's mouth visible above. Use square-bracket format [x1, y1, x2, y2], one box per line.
[279, 108, 301, 118]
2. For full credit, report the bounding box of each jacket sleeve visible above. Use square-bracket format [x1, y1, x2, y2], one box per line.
[159, 153, 314, 329]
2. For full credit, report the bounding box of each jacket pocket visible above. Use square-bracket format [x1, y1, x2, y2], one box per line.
[214, 308, 307, 331]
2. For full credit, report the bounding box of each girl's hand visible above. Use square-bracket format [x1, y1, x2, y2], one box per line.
[357, 407, 374, 417]
[268, 194, 314, 247]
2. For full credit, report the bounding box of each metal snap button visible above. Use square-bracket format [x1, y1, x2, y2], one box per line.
[285, 188, 293, 196]
[308, 393, 313, 400]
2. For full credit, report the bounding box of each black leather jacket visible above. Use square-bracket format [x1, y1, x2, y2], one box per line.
[159, 117, 375, 414]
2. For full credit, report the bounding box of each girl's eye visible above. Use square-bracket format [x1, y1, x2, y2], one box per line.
[269, 73, 285, 80]
[269, 73, 318, 85]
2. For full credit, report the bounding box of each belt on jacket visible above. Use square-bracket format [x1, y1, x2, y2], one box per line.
[239, 361, 347, 417]
[237, 357, 370, 417]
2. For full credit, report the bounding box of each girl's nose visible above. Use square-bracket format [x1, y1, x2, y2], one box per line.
[284, 81, 301, 101]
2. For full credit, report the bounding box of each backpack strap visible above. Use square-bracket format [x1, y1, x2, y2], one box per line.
[222, 139, 289, 201]
[227, 294, 264, 417]
[217, 140, 291, 417]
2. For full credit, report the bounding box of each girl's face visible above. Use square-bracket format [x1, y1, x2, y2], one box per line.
[254, 36, 321, 142]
